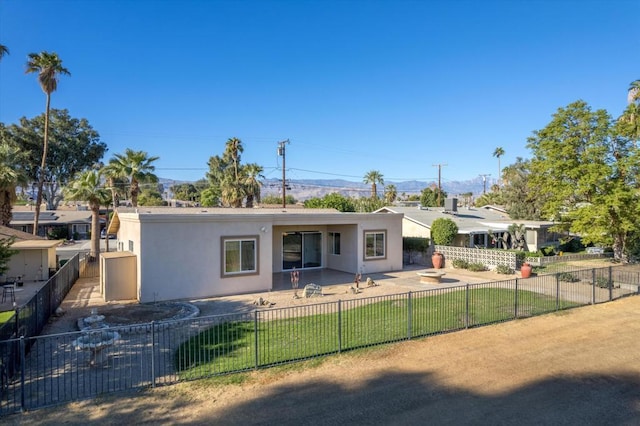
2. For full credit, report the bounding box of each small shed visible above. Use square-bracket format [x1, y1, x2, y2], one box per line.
[100, 251, 137, 302]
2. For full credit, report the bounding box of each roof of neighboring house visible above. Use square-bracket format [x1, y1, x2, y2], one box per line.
[0, 225, 45, 241]
[375, 206, 555, 234]
[10, 209, 94, 226]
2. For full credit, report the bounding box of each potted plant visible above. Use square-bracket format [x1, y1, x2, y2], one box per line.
[430, 218, 458, 269]
[432, 251, 444, 269]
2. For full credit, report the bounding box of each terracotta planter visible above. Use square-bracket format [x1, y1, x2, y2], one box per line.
[521, 263, 532, 278]
[432, 252, 444, 269]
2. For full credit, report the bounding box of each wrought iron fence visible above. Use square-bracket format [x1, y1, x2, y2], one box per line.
[0, 265, 638, 415]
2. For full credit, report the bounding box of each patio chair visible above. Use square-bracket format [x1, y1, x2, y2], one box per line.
[2, 282, 15, 303]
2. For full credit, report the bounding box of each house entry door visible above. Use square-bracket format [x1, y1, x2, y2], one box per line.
[282, 231, 322, 270]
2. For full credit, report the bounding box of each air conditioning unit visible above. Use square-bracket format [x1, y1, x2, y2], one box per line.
[444, 198, 458, 213]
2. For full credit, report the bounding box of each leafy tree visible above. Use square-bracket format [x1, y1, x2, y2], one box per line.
[138, 187, 165, 206]
[0, 237, 17, 276]
[500, 157, 544, 220]
[7, 109, 107, 210]
[363, 170, 384, 199]
[106, 148, 159, 207]
[527, 99, 639, 261]
[63, 170, 110, 259]
[262, 194, 296, 205]
[199, 188, 220, 207]
[25, 51, 70, 234]
[420, 186, 447, 207]
[430, 218, 458, 245]
[384, 184, 397, 205]
[0, 127, 29, 226]
[171, 183, 200, 203]
[493, 147, 505, 184]
[303, 193, 355, 212]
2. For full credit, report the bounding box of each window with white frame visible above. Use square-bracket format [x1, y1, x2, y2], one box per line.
[364, 231, 386, 259]
[328, 232, 341, 255]
[223, 237, 258, 276]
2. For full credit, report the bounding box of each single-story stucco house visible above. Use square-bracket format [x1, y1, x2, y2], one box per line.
[0, 225, 62, 283]
[106, 207, 404, 303]
[375, 205, 560, 252]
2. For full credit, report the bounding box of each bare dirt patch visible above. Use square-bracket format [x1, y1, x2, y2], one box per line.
[10, 295, 640, 425]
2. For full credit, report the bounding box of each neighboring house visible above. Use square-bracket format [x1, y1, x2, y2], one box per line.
[0, 226, 62, 282]
[375, 205, 560, 252]
[9, 206, 99, 239]
[107, 207, 404, 303]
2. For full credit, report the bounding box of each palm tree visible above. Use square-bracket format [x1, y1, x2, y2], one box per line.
[224, 137, 243, 181]
[63, 170, 110, 259]
[220, 175, 244, 208]
[493, 147, 505, 185]
[0, 138, 28, 226]
[242, 163, 264, 208]
[25, 51, 70, 235]
[363, 170, 384, 199]
[106, 149, 159, 207]
[0, 44, 8, 61]
[628, 80, 640, 104]
[384, 184, 397, 205]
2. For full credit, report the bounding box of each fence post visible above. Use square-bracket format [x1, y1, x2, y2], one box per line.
[608, 266, 613, 302]
[556, 273, 560, 311]
[151, 321, 156, 388]
[465, 284, 470, 329]
[592, 269, 596, 304]
[338, 300, 342, 353]
[254, 311, 259, 370]
[407, 292, 412, 340]
[19, 336, 25, 412]
[514, 278, 519, 319]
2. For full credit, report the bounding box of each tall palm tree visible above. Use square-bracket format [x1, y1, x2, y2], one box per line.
[627, 80, 640, 104]
[25, 51, 70, 235]
[224, 137, 243, 182]
[384, 184, 397, 205]
[0, 138, 28, 226]
[363, 170, 384, 199]
[220, 175, 244, 208]
[0, 44, 8, 61]
[242, 163, 264, 208]
[493, 147, 505, 185]
[106, 149, 159, 207]
[63, 170, 111, 259]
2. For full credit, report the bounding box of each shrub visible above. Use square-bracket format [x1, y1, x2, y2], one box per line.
[539, 246, 556, 256]
[403, 237, 429, 253]
[495, 264, 514, 274]
[452, 259, 469, 269]
[467, 262, 486, 272]
[558, 272, 579, 282]
[596, 277, 611, 288]
[558, 238, 584, 253]
[431, 218, 458, 245]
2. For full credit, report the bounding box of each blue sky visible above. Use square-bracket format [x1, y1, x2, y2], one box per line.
[1, 0, 638, 187]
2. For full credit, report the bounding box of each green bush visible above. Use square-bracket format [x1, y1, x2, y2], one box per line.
[431, 218, 458, 245]
[467, 262, 486, 272]
[538, 246, 556, 256]
[452, 259, 469, 269]
[403, 237, 429, 253]
[558, 238, 584, 253]
[596, 277, 611, 288]
[557, 272, 579, 282]
[495, 264, 514, 274]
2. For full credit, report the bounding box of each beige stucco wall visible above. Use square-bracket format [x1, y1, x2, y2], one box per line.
[100, 251, 137, 302]
[117, 210, 403, 302]
[401, 218, 431, 239]
[6, 248, 53, 281]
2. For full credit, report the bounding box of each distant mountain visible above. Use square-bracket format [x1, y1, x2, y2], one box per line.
[261, 177, 489, 201]
[159, 176, 491, 202]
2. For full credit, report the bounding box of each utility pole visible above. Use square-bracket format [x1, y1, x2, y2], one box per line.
[278, 139, 290, 208]
[432, 163, 447, 207]
[479, 174, 491, 194]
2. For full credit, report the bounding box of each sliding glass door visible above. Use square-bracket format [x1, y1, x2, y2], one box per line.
[282, 231, 322, 270]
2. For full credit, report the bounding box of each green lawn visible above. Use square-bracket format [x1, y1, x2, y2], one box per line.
[175, 287, 579, 378]
[0, 310, 15, 326]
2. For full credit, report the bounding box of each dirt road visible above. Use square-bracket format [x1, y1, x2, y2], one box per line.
[7, 294, 640, 425]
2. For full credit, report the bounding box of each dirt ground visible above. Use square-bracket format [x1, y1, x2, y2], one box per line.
[7, 290, 640, 425]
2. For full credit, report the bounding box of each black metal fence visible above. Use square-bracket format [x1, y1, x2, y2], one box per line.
[0, 264, 638, 415]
